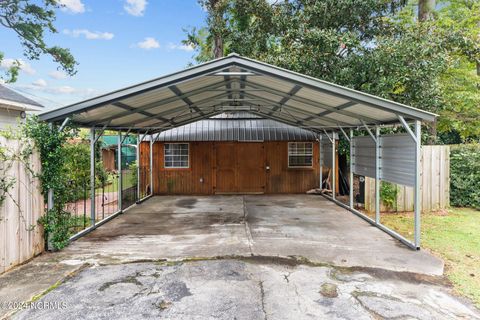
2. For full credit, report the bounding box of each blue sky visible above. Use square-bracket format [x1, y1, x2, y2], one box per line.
[0, 0, 206, 109]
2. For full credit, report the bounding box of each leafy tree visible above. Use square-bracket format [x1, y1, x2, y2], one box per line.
[0, 0, 77, 82]
[436, 0, 480, 142]
[185, 0, 479, 143]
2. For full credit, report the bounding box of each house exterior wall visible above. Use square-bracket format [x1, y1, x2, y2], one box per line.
[140, 141, 320, 195]
[0, 108, 24, 131]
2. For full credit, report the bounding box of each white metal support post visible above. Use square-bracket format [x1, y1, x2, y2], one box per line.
[349, 129, 354, 209]
[331, 130, 336, 200]
[375, 126, 381, 224]
[90, 128, 96, 227]
[319, 134, 323, 190]
[414, 120, 421, 248]
[117, 131, 123, 211]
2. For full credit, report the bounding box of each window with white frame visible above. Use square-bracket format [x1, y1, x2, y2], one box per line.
[164, 143, 189, 168]
[288, 142, 313, 167]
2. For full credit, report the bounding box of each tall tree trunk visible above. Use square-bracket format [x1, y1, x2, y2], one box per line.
[418, 0, 435, 21]
[213, 34, 224, 59]
[209, 0, 224, 59]
[419, 0, 437, 144]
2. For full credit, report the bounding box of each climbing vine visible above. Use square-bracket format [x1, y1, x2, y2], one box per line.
[22, 116, 79, 250]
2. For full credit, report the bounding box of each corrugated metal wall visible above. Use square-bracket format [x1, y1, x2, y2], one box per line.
[156, 117, 317, 142]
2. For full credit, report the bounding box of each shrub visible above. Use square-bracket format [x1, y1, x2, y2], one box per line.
[450, 144, 480, 209]
[380, 181, 398, 210]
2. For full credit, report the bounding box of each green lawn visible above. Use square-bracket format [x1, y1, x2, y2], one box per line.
[95, 173, 136, 195]
[382, 208, 480, 308]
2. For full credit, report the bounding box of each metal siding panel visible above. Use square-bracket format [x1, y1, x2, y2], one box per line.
[352, 136, 376, 178]
[380, 134, 415, 186]
[240, 119, 246, 141]
[321, 139, 332, 168]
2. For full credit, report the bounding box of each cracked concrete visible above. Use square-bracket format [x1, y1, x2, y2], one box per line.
[0, 195, 474, 319]
[11, 260, 480, 320]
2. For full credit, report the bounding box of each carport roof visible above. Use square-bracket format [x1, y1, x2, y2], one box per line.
[39, 53, 436, 134]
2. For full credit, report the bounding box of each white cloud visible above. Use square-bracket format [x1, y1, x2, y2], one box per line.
[167, 43, 194, 52]
[63, 29, 114, 40]
[48, 70, 68, 80]
[32, 79, 47, 87]
[124, 0, 147, 16]
[51, 85, 76, 94]
[14, 83, 98, 96]
[0, 58, 36, 75]
[136, 37, 160, 50]
[57, 0, 85, 14]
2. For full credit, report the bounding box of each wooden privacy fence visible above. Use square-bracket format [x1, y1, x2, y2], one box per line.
[365, 145, 450, 213]
[0, 137, 44, 274]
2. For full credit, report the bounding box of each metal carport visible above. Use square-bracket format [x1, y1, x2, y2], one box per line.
[39, 53, 436, 249]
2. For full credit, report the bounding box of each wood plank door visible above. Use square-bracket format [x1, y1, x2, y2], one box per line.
[236, 143, 265, 193]
[215, 143, 237, 193]
[215, 142, 266, 194]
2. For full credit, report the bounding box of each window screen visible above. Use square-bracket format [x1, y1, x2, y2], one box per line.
[164, 143, 189, 168]
[288, 142, 313, 167]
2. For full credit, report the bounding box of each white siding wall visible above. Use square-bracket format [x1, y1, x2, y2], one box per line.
[0, 108, 24, 131]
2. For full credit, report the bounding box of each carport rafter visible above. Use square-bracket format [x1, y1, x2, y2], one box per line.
[83, 79, 237, 126]
[169, 85, 204, 115]
[268, 85, 302, 115]
[235, 80, 382, 125]
[113, 102, 173, 125]
[239, 92, 349, 127]
[301, 101, 357, 123]
[112, 92, 232, 128]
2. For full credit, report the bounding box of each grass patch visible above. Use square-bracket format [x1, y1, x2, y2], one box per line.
[94, 173, 136, 195]
[381, 208, 480, 307]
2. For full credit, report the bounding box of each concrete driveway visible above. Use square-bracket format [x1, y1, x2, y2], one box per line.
[12, 260, 480, 320]
[2, 195, 479, 319]
[59, 195, 442, 275]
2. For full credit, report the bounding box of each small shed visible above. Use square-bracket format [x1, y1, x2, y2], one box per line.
[141, 111, 325, 194]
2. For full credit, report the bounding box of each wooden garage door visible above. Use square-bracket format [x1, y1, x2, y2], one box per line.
[215, 142, 266, 193]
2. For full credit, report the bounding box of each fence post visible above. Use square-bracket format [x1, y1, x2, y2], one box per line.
[118, 131, 123, 211]
[90, 127, 96, 227]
